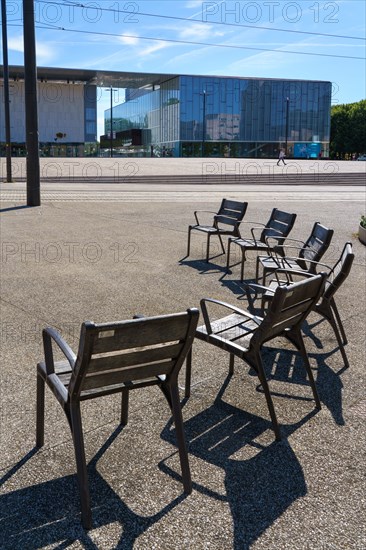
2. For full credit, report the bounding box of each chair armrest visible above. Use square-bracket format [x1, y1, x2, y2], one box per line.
[42, 327, 77, 375]
[200, 298, 263, 334]
[194, 210, 216, 225]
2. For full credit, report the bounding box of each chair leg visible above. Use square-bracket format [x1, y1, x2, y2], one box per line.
[240, 248, 246, 282]
[217, 233, 225, 255]
[206, 234, 211, 262]
[185, 347, 192, 398]
[36, 373, 45, 448]
[226, 238, 232, 271]
[324, 303, 350, 368]
[121, 388, 129, 425]
[289, 330, 321, 409]
[252, 353, 282, 441]
[70, 404, 92, 530]
[330, 299, 348, 345]
[229, 353, 234, 376]
[187, 226, 192, 258]
[168, 382, 192, 494]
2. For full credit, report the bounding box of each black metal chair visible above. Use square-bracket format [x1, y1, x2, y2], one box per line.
[186, 198, 248, 262]
[226, 208, 297, 280]
[254, 242, 354, 368]
[256, 222, 334, 284]
[36, 309, 199, 529]
[185, 274, 327, 441]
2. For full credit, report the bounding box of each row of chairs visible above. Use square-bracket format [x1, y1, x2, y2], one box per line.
[36, 200, 354, 529]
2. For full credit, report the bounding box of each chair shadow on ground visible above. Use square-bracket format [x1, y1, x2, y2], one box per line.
[0, 425, 187, 550]
[179, 256, 228, 275]
[160, 375, 313, 550]
[0, 346, 344, 549]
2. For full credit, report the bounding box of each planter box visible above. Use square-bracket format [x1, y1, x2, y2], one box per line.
[359, 224, 366, 245]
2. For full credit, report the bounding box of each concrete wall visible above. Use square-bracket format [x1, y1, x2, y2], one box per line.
[0, 81, 85, 143]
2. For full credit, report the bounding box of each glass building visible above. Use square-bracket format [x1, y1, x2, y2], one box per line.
[105, 75, 332, 158]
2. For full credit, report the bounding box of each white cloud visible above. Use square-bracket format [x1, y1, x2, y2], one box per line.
[179, 23, 224, 40]
[118, 35, 140, 46]
[8, 35, 55, 63]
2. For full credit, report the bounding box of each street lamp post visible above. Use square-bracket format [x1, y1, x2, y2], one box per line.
[23, 0, 40, 206]
[285, 97, 290, 156]
[1, 0, 12, 182]
[201, 90, 206, 157]
[105, 87, 117, 158]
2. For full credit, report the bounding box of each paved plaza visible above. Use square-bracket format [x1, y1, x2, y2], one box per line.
[0, 158, 365, 549]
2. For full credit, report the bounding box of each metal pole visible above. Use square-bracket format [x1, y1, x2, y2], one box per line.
[1, 0, 12, 182]
[110, 87, 113, 158]
[285, 97, 290, 156]
[23, 0, 40, 206]
[202, 90, 206, 157]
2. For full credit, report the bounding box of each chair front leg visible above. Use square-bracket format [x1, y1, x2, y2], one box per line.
[36, 373, 45, 448]
[240, 248, 247, 282]
[226, 238, 233, 271]
[187, 226, 192, 258]
[168, 382, 192, 494]
[206, 234, 211, 262]
[70, 404, 92, 530]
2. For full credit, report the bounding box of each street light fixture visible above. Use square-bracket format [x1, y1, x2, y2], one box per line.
[105, 86, 117, 158]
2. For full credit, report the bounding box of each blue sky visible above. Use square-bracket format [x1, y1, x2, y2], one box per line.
[2, 0, 365, 137]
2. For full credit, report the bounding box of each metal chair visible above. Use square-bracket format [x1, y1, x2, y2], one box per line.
[36, 309, 199, 529]
[186, 198, 248, 262]
[256, 221, 334, 284]
[254, 243, 354, 368]
[185, 274, 327, 441]
[226, 208, 297, 280]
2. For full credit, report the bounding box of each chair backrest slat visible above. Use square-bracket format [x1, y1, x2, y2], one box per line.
[260, 209, 297, 243]
[82, 360, 175, 391]
[68, 309, 199, 397]
[215, 199, 248, 228]
[87, 343, 183, 373]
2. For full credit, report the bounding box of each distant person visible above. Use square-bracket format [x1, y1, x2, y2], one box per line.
[277, 149, 286, 166]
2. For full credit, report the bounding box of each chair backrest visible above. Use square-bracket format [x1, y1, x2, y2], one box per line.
[260, 208, 297, 244]
[251, 273, 326, 348]
[67, 309, 199, 399]
[322, 242, 354, 302]
[298, 222, 334, 270]
[214, 199, 248, 231]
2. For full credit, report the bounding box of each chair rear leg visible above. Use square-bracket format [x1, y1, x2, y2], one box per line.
[229, 353, 234, 376]
[290, 330, 321, 409]
[206, 234, 211, 262]
[168, 383, 192, 494]
[36, 373, 45, 448]
[185, 347, 192, 398]
[330, 299, 348, 345]
[253, 354, 281, 441]
[327, 304, 350, 368]
[70, 405, 92, 530]
[121, 388, 129, 425]
[226, 238, 233, 271]
[217, 233, 225, 255]
[240, 248, 246, 282]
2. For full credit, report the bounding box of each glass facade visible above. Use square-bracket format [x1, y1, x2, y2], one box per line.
[105, 76, 331, 158]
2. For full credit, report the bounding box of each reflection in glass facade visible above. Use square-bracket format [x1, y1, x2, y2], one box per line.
[105, 75, 331, 158]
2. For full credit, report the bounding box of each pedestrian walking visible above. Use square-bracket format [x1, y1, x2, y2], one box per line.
[277, 149, 286, 166]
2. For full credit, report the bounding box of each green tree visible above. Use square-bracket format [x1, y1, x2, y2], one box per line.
[330, 99, 366, 158]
